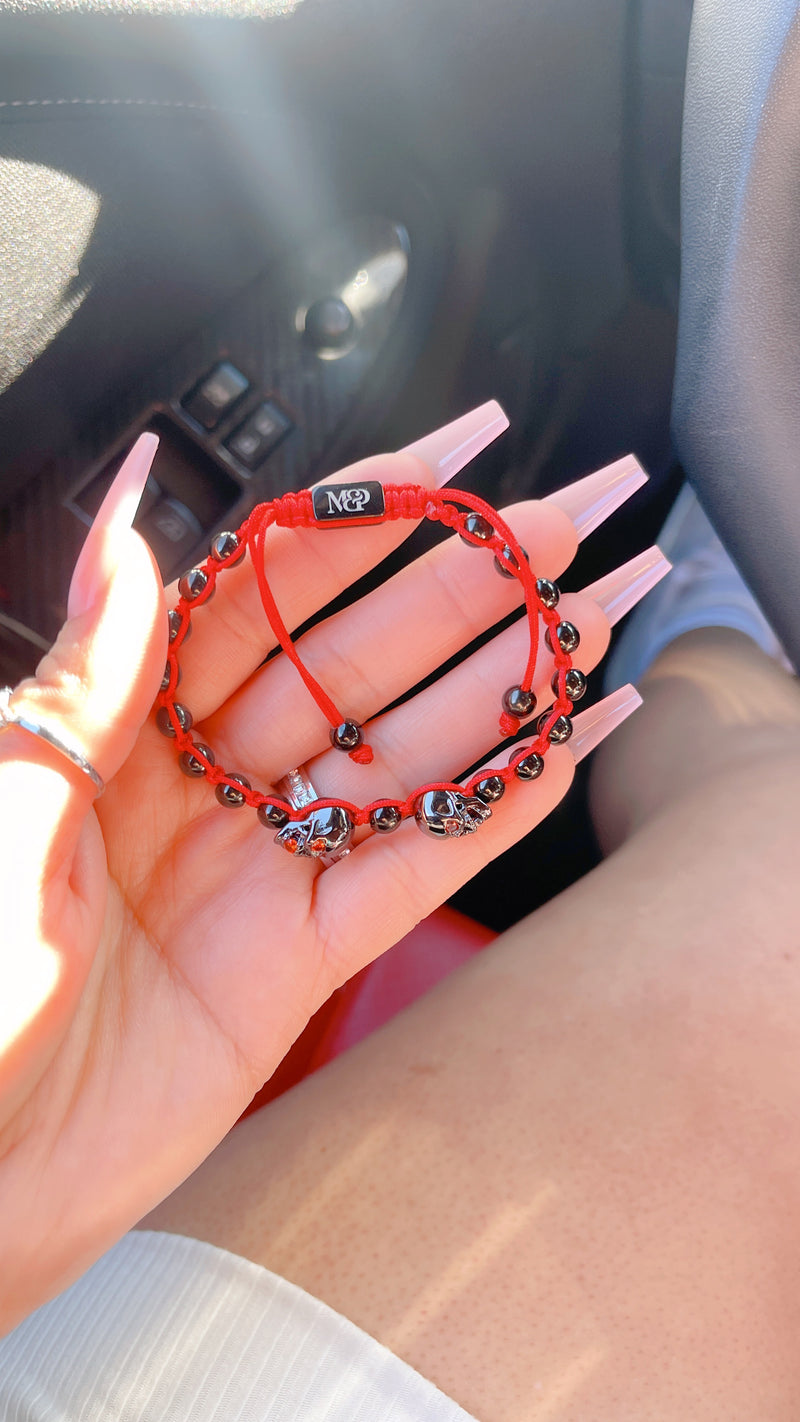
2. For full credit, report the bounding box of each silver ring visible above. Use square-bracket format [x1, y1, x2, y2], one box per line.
[0, 686, 105, 795]
[275, 766, 352, 866]
[276, 766, 323, 812]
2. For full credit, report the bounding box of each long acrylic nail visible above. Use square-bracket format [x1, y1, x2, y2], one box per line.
[545, 454, 647, 541]
[569, 684, 642, 763]
[401, 401, 509, 487]
[67, 432, 159, 619]
[581, 546, 671, 627]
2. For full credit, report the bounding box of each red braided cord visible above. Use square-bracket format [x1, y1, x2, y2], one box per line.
[158, 483, 577, 825]
[240, 501, 374, 766]
[414, 488, 543, 736]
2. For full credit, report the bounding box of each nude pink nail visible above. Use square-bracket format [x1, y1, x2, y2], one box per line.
[545, 454, 648, 541]
[569, 684, 642, 763]
[67, 432, 159, 619]
[581, 546, 671, 627]
[401, 401, 509, 487]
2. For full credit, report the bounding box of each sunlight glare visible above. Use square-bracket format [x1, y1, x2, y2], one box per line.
[391, 1185, 559, 1352]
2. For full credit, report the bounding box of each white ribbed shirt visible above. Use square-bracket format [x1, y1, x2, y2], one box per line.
[0, 1231, 477, 1421]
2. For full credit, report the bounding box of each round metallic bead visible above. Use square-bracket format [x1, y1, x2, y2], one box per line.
[215, 773, 251, 808]
[257, 801, 290, 830]
[330, 720, 363, 752]
[544, 619, 580, 654]
[502, 685, 537, 719]
[209, 530, 245, 566]
[160, 661, 182, 693]
[537, 711, 573, 744]
[493, 544, 528, 579]
[550, 667, 587, 702]
[156, 702, 193, 737]
[536, 577, 560, 610]
[459, 513, 494, 544]
[179, 742, 215, 778]
[474, 775, 506, 804]
[512, 751, 545, 781]
[168, 609, 191, 643]
[369, 805, 403, 834]
[178, 567, 214, 602]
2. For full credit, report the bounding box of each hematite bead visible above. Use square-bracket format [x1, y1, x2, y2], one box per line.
[168, 609, 191, 643]
[215, 774, 251, 808]
[536, 577, 560, 610]
[369, 805, 403, 833]
[544, 619, 580, 654]
[513, 752, 544, 781]
[537, 711, 573, 744]
[459, 513, 494, 544]
[160, 661, 182, 693]
[209, 530, 245, 566]
[156, 703, 192, 737]
[257, 802, 290, 829]
[474, 775, 506, 804]
[178, 567, 214, 602]
[551, 667, 587, 702]
[330, 720, 363, 751]
[179, 742, 215, 777]
[502, 685, 536, 719]
[493, 544, 528, 579]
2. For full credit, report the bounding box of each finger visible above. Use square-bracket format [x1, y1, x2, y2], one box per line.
[178, 454, 650, 778]
[300, 590, 610, 806]
[481, 683, 644, 774]
[206, 496, 578, 777]
[296, 545, 668, 809]
[0, 434, 165, 860]
[206, 537, 668, 800]
[168, 403, 509, 719]
[0, 434, 164, 1109]
[313, 686, 643, 991]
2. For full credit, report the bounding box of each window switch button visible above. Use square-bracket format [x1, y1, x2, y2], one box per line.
[226, 401, 294, 470]
[183, 362, 249, 430]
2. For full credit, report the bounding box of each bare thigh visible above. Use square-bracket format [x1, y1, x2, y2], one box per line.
[144, 639, 800, 1422]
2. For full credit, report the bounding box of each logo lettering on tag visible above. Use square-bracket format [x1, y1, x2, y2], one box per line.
[325, 487, 371, 515]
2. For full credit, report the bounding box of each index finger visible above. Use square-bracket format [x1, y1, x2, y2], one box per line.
[166, 404, 509, 720]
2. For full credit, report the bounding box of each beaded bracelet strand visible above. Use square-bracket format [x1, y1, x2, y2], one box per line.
[154, 481, 585, 859]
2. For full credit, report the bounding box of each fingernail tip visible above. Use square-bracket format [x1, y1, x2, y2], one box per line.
[482, 398, 510, 432]
[619, 682, 643, 710]
[96, 432, 160, 538]
[582, 545, 673, 625]
[136, 430, 160, 455]
[401, 400, 509, 487]
[546, 454, 649, 541]
[569, 683, 642, 764]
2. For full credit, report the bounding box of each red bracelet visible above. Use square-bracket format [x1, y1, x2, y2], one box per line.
[155, 481, 585, 858]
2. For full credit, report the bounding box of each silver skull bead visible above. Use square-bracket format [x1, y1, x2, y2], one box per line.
[414, 788, 493, 838]
[275, 804, 354, 858]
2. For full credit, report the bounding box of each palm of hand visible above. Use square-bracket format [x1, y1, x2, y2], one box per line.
[101, 725, 325, 1112]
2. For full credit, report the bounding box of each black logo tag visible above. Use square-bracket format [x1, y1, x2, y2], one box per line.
[312, 481, 386, 525]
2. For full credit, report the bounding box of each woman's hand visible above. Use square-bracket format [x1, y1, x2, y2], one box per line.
[0, 416, 625, 1334]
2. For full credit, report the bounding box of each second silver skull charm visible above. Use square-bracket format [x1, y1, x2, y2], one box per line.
[414, 788, 493, 838]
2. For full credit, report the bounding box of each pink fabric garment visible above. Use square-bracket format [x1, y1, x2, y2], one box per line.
[242, 907, 496, 1115]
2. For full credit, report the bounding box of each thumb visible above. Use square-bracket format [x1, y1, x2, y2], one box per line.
[1, 433, 165, 843]
[0, 434, 164, 1118]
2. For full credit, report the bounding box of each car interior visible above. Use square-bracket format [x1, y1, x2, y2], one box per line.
[0, 0, 795, 940]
